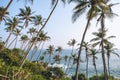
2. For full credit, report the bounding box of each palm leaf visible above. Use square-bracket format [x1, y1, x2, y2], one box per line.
[72, 1, 88, 22]
[90, 37, 100, 42]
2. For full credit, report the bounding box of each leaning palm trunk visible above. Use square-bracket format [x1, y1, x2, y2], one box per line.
[65, 57, 71, 74]
[75, 8, 93, 80]
[29, 42, 42, 61]
[29, 45, 37, 61]
[5, 32, 12, 46]
[1, 0, 13, 20]
[36, 42, 45, 61]
[101, 14, 108, 80]
[14, 37, 18, 48]
[14, 0, 59, 76]
[7, 36, 17, 48]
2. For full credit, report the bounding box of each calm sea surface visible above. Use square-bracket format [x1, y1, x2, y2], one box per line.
[27, 49, 120, 78]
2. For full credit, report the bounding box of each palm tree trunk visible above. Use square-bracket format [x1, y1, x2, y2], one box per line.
[5, 32, 12, 46]
[14, 37, 18, 48]
[75, 7, 93, 80]
[86, 56, 89, 80]
[101, 14, 108, 80]
[36, 42, 45, 61]
[7, 36, 17, 48]
[29, 45, 37, 61]
[94, 62, 99, 80]
[1, 0, 13, 20]
[108, 55, 110, 76]
[65, 57, 71, 74]
[29, 42, 42, 61]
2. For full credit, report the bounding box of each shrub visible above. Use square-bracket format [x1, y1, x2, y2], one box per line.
[72, 73, 87, 80]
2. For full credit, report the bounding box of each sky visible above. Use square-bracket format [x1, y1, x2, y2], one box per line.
[0, 0, 120, 49]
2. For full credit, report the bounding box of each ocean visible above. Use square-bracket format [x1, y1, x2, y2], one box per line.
[27, 49, 120, 78]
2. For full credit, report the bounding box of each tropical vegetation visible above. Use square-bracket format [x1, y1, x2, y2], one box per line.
[0, 0, 120, 80]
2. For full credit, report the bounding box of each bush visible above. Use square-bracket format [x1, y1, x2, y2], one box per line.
[89, 74, 120, 80]
[23, 61, 45, 74]
[72, 73, 87, 80]
[26, 74, 45, 80]
[0, 48, 20, 66]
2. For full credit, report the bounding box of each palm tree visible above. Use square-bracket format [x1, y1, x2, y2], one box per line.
[7, 28, 21, 48]
[90, 28, 116, 80]
[27, 27, 36, 38]
[95, 1, 118, 79]
[36, 31, 51, 61]
[0, 0, 13, 21]
[65, 39, 77, 74]
[46, 45, 55, 64]
[20, 35, 29, 49]
[0, 7, 9, 23]
[67, 39, 77, 54]
[55, 46, 63, 54]
[82, 41, 91, 80]
[68, 0, 106, 79]
[63, 55, 68, 69]
[89, 48, 99, 79]
[32, 15, 45, 28]
[104, 43, 119, 76]
[4, 17, 21, 46]
[53, 54, 61, 64]
[17, 6, 34, 27]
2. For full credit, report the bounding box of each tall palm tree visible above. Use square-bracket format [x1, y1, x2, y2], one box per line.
[63, 55, 68, 69]
[0, 7, 9, 23]
[36, 32, 51, 61]
[82, 41, 91, 80]
[65, 39, 77, 74]
[89, 48, 99, 79]
[95, 1, 118, 79]
[68, 0, 106, 79]
[46, 45, 55, 64]
[20, 35, 29, 49]
[90, 28, 116, 80]
[7, 28, 21, 48]
[67, 39, 77, 54]
[17, 6, 34, 27]
[55, 46, 63, 54]
[0, 0, 13, 21]
[27, 27, 36, 38]
[32, 15, 45, 28]
[4, 17, 21, 46]
[53, 54, 61, 64]
[104, 43, 119, 76]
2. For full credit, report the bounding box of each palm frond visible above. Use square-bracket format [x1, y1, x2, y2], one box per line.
[107, 35, 116, 39]
[72, 1, 88, 22]
[92, 42, 100, 47]
[90, 37, 100, 42]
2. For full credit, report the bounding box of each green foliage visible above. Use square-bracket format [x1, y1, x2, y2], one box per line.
[0, 48, 21, 66]
[23, 61, 45, 74]
[48, 67, 64, 78]
[72, 73, 87, 80]
[42, 70, 52, 80]
[89, 74, 120, 80]
[26, 74, 45, 80]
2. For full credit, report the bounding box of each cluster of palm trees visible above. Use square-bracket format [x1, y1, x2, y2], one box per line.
[0, 0, 119, 80]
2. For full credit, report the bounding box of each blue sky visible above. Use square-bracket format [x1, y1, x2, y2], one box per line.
[0, 0, 120, 49]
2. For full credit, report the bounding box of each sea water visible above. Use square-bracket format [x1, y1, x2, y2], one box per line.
[27, 49, 120, 78]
